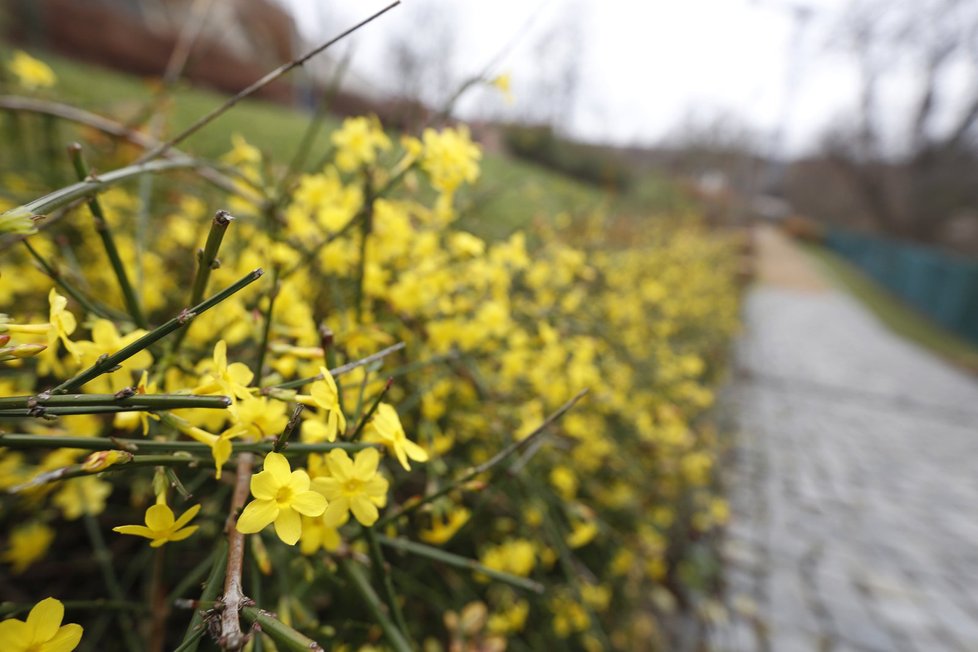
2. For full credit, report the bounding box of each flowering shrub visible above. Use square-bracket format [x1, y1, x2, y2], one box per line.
[0, 49, 739, 651]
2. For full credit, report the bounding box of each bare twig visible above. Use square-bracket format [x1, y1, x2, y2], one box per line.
[137, 2, 401, 163]
[270, 342, 406, 391]
[219, 452, 254, 651]
[375, 389, 588, 529]
[0, 95, 258, 201]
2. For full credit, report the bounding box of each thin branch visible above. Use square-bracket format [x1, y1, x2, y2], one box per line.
[4, 159, 199, 220]
[0, 95, 258, 201]
[338, 558, 412, 652]
[376, 535, 544, 593]
[270, 342, 406, 391]
[240, 606, 324, 652]
[219, 452, 255, 651]
[0, 434, 375, 454]
[177, 540, 228, 652]
[137, 2, 401, 163]
[68, 143, 147, 328]
[51, 268, 263, 394]
[375, 389, 588, 529]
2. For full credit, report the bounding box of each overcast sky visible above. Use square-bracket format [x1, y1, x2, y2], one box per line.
[276, 0, 944, 155]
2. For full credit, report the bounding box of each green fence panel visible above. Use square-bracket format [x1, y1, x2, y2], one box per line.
[825, 228, 978, 346]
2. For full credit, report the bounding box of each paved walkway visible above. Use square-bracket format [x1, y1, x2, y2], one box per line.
[712, 226, 978, 652]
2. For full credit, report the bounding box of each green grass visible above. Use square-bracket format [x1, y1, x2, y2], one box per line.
[3, 47, 693, 242]
[39, 50, 338, 161]
[804, 243, 978, 372]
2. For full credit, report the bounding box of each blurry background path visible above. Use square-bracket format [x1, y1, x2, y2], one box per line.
[712, 225, 978, 652]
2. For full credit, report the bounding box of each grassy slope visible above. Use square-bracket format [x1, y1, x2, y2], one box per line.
[30, 50, 621, 240]
[804, 243, 978, 372]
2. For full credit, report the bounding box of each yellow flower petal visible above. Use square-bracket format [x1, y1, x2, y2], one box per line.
[312, 477, 340, 500]
[144, 504, 175, 531]
[262, 452, 291, 484]
[214, 340, 228, 370]
[27, 596, 64, 641]
[250, 470, 278, 501]
[46, 623, 83, 652]
[289, 490, 327, 517]
[404, 439, 429, 463]
[172, 504, 202, 530]
[325, 449, 352, 481]
[112, 525, 155, 539]
[323, 498, 351, 527]
[350, 496, 379, 526]
[273, 508, 302, 545]
[353, 447, 380, 477]
[236, 499, 279, 534]
[0, 619, 30, 648]
[167, 525, 199, 542]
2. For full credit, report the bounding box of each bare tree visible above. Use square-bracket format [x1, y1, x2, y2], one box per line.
[820, 0, 978, 243]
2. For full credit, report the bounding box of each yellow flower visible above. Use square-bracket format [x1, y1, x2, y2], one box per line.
[184, 425, 233, 480]
[0, 597, 82, 652]
[80, 450, 132, 473]
[490, 73, 513, 104]
[113, 370, 159, 435]
[192, 340, 254, 402]
[8, 50, 57, 90]
[296, 367, 346, 442]
[2, 522, 55, 574]
[420, 126, 481, 195]
[567, 520, 599, 549]
[419, 507, 470, 545]
[51, 477, 112, 520]
[75, 319, 152, 393]
[479, 539, 536, 577]
[47, 289, 80, 363]
[112, 498, 201, 547]
[298, 515, 342, 556]
[362, 403, 428, 471]
[224, 396, 289, 441]
[235, 452, 327, 545]
[222, 133, 262, 167]
[312, 448, 388, 527]
[331, 116, 391, 172]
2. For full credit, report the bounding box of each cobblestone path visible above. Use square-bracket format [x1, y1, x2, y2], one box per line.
[711, 227, 978, 652]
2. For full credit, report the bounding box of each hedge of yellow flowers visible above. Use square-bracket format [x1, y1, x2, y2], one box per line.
[0, 50, 740, 652]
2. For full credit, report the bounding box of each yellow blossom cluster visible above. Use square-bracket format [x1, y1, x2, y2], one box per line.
[0, 101, 738, 650]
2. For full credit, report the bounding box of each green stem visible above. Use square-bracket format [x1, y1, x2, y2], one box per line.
[166, 210, 235, 357]
[9, 455, 209, 492]
[254, 268, 279, 385]
[81, 507, 143, 651]
[374, 389, 588, 529]
[354, 176, 374, 323]
[273, 404, 304, 453]
[178, 539, 228, 651]
[365, 528, 410, 637]
[349, 377, 392, 441]
[375, 535, 544, 593]
[338, 558, 412, 652]
[241, 606, 324, 652]
[0, 600, 147, 619]
[22, 239, 121, 320]
[271, 342, 405, 391]
[542, 509, 613, 651]
[165, 547, 218, 606]
[3, 159, 199, 219]
[0, 393, 230, 410]
[0, 433, 375, 453]
[51, 268, 263, 393]
[68, 143, 146, 328]
[0, 405, 167, 418]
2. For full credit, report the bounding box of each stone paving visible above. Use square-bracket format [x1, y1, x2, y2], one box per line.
[710, 228, 978, 652]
